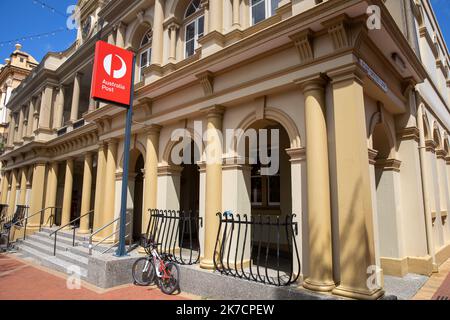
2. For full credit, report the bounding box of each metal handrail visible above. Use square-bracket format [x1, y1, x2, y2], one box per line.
[21, 206, 60, 238]
[2, 206, 59, 250]
[49, 210, 94, 256]
[88, 211, 132, 255]
[99, 221, 132, 255]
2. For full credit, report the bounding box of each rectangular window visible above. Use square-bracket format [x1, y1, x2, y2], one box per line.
[250, 0, 279, 26]
[139, 49, 151, 81]
[251, 0, 266, 25]
[185, 21, 196, 58]
[268, 174, 280, 206]
[185, 16, 204, 58]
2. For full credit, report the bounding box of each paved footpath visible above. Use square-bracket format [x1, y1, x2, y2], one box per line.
[413, 259, 450, 300]
[0, 253, 198, 300]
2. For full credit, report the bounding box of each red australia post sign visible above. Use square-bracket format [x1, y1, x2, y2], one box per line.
[91, 41, 134, 107]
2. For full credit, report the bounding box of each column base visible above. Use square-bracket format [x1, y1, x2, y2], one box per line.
[303, 278, 335, 292]
[77, 229, 90, 235]
[200, 259, 216, 270]
[332, 285, 384, 300]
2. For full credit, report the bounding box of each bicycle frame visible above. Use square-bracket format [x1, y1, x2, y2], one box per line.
[146, 246, 171, 280]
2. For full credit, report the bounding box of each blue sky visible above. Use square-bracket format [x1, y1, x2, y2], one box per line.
[0, 0, 449, 63]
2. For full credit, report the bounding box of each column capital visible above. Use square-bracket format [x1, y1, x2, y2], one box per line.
[327, 64, 366, 85]
[74, 72, 83, 80]
[163, 17, 181, 30]
[105, 137, 119, 146]
[114, 21, 127, 31]
[146, 124, 162, 135]
[201, 105, 225, 119]
[368, 148, 378, 165]
[83, 151, 95, 158]
[294, 73, 328, 93]
[286, 147, 306, 163]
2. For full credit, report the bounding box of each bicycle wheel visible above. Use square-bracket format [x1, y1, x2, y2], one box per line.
[132, 257, 156, 286]
[158, 262, 180, 295]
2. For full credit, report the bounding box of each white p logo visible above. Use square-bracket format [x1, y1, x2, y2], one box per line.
[103, 54, 127, 79]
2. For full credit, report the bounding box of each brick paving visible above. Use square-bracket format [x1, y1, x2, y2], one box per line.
[0, 254, 197, 300]
[413, 259, 450, 300]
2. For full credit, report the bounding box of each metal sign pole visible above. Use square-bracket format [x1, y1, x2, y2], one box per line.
[115, 55, 136, 257]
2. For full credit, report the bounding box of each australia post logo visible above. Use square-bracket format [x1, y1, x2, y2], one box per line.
[91, 41, 134, 107]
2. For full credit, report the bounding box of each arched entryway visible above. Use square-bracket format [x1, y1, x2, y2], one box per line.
[370, 121, 404, 262]
[247, 120, 293, 271]
[179, 141, 200, 250]
[132, 153, 145, 242]
[120, 148, 146, 244]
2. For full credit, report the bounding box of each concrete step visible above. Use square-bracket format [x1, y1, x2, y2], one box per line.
[39, 227, 91, 242]
[27, 231, 83, 249]
[17, 238, 89, 268]
[22, 229, 122, 258]
[17, 245, 88, 279]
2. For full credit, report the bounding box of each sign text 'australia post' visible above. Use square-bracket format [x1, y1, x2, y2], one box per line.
[91, 41, 134, 107]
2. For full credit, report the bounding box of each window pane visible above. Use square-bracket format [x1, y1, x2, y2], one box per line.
[252, 1, 266, 25]
[251, 177, 263, 204]
[197, 16, 204, 38]
[185, 39, 195, 57]
[271, 0, 279, 16]
[251, 0, 264, 5]
[140, 52, 148, 68]
[186, 22, 195, 41]
[268, 175, 280, 204]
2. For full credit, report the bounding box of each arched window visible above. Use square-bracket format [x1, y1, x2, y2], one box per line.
[138, 29, 152, 81]
[184, 0, 204, 58]
[250, 0, 279, 25]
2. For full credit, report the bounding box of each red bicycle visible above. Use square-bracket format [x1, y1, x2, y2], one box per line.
[132, 235, 180, 295]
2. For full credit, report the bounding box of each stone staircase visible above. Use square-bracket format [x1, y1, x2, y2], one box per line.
[13, 227, 113, 280]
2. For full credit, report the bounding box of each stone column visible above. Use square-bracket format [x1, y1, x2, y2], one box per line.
[44, 162, 59, 226]
[79, 152, 93, 234]
[100, 139, 118, 238]
[7, 113, 16, 147]
[38, 86, 54, 130]
[29, 163, 47, 228]
[93, 142, 107, 236]
[18, 167, 28, 205]
[232, 0, 240, 28]
[168, 24, 179, 64]
[296, 75, 335, 292]
[54, 86, 65, 129]
[7, 170, 18, 216]
[0, 90, 5, 123]
[417, 103, 436, 267]
[32, 105, 39, 133]
[144, 125, 161, 232]
[107, 32, 115, 45]
[115, 22, 127, 48]
[209, 0, 223, 33]
[26, 99, 35, 137]
[328, 66, 383, 300]
[1, 171, 10, 204]
[200, 106, 224, 270]
[15, 107, 25, 143]
[151, 0, 164, 66]
[61, 158, 74, 228]
[70, 73, 82, 123]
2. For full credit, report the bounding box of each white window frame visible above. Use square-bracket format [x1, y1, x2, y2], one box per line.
[250, 0, 278, 26]
[139, 48, 151, 82]
[184, 15, 204, 59]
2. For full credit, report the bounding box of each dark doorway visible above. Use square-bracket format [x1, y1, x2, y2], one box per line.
[133, 154, 144, 242]
[179, 141, 200, 250]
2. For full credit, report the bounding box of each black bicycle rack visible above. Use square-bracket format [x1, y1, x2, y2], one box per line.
[146, 209, 203, 265]
[213, 212, 301, 286]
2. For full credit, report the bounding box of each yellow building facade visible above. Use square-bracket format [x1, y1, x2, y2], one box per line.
[1, 0, 450, 300]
